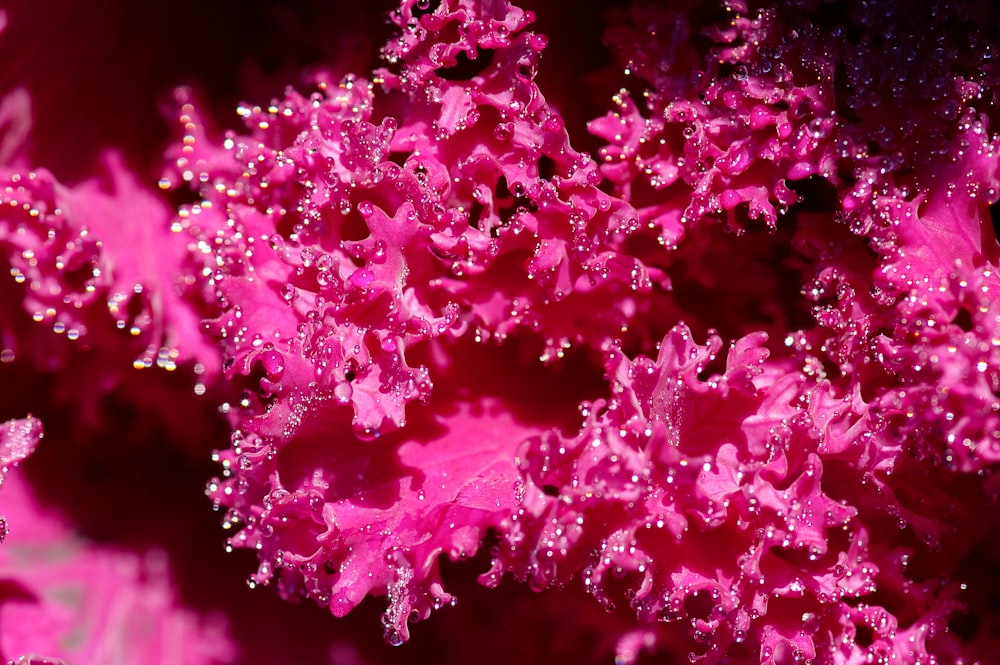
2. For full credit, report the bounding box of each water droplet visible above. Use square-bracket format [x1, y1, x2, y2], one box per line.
[334, 382, 353, 405]
[383, 627, 404, 647]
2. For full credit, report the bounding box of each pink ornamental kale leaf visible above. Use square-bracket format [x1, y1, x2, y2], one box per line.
[0, 415, 41, 544]
[0, 474, 236, 665]
[493, 0, 1000, 662]
[0, 154, 219, 380]
[178, 0, 642, 643]
[184, 0, 1000, 660]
